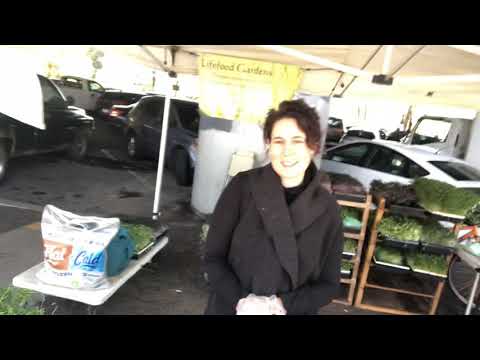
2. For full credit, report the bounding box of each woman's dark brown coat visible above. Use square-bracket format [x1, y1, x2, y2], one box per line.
[204, 163, 344, 315]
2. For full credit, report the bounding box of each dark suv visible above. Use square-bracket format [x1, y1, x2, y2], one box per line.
[124, 96, 199, 186]
[0, 75, 95, 183]
[326, 117, 345, 143]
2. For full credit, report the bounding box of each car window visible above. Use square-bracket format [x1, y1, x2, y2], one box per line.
[62, 77, 82, 89]
[172, 100, 199, 133]
[88, 81, 104, 93]
[407, 161, 429, 178]
[366, 146, 423, 178]
[328, 118, 343, 129]
[142, 98, 165, 127]
[429, 161, 480, 181]
[326, 143, 370, 166]
[169, 106, 179, 128]
[38, 75, 66, 105]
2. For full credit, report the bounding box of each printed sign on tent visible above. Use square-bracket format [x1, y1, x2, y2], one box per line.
[198, 54, 303, 125]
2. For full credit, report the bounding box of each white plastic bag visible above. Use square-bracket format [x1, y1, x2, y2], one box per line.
[236, 294, 286, 315]
[36, 205, 120, 289]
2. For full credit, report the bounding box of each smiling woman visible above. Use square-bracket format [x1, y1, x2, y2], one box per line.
[204, 99, 344, 315]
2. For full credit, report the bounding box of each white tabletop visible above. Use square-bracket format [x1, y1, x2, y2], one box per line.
[12, 236, 168, 306]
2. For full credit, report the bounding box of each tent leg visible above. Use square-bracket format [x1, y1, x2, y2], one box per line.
[152, 78, 175, 220]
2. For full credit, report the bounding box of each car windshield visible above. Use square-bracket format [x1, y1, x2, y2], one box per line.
[411, 119, 451, 145]
[328, 118, 343, 128]
[429, 161, 480, 181]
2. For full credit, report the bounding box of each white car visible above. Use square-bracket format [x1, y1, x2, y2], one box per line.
[53, 76, 105, 112]
[320, 139, 480, 193]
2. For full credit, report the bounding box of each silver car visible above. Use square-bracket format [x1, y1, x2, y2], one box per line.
[321, 139, 480, 192]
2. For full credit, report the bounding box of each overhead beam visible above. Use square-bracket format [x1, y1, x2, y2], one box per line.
[256, 45, 372, 79]
[448, 45, 480, 57]
[396, 74, 480, 84]
[382, 45, 394, 74]
[138, 45, 170, 72]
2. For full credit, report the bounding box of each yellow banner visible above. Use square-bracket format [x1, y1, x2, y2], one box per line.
[198, 54, 303, 125]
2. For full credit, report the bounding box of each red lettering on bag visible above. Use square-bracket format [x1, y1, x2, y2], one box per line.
[43, 240, 73, 270]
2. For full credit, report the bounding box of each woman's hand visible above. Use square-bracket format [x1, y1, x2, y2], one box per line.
[236, 294, 286, 315]
[271, 296, 287, 315]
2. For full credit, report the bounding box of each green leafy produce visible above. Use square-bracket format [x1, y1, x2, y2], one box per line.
[405, 252, 448, 276]
[442, 187, 480, 217]
[341, 207, 362, 229]
[465, 202, 480, 225]
[414, 178, 480, 216]
[341, 260, 353, 273]
[375, 245, 405, 266]
[0, 287, 44, 315]
[343, 239, 357, 254]
[421, 220, 457, 248]
[377, 215, 423, 242]
[414, 178, 453, 213]
[122, 223, 154, 253]
[370, 180, 418, 207]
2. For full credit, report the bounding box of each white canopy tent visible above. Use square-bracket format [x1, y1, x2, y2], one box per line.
[109, 45, 480, 110]
[4, 45, 480, 109]
[3, 45, 480, 218]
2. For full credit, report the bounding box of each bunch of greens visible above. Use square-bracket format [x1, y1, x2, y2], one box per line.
[370, 180, 418, 207]
[122, 223, 154, 253]
[343, 238, 357, 254]
[374, 245, 405, 266]
[421, 220, 457, 248]
[414, 178, 453, 213]
[414, 178, 480, 216]
[0, 287, 44, 315]
[377, 215, 423, 242]
[341, 207, 363, 230]
[405, 252, 448, 276]
[464, 202, 480, 225]
[341, 260, 353, 273]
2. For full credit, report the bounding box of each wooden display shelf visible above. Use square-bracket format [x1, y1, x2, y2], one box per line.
[354, 197, 458, 315]
[333, 194, 372, 306]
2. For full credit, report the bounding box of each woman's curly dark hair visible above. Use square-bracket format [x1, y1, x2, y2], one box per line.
[263, 99, 322, 153]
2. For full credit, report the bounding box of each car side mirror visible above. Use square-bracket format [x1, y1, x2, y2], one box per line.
[66, 96, 75, 106]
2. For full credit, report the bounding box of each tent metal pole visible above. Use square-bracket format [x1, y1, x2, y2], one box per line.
[152, 79, 174, 220]
[256, 45, 372, 79]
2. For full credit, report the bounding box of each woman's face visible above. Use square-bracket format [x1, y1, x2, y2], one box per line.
[267, 117, 315, 187]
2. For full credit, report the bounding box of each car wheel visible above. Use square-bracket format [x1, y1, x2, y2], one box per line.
[68, 130, 89, 161]
[0, 142, 8, 183]
[174, 148, 192, 186]
[127, 133, 144, 160]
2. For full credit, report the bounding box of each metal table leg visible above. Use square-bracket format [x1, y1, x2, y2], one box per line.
[465, 270, 480, 315]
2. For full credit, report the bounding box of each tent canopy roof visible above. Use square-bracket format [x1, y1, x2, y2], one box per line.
[6, 45, 480, 110]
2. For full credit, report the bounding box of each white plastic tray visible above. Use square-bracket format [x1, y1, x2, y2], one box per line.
[12, 236, 168, 306]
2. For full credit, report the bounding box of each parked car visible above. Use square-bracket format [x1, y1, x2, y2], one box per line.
[124, 95, 200, 186]
[102, 103, 137, 128]
[95, 91, 145, 121]
[53, 75, 106, 113]
[320, 140, 480, 191]
[326, 117, 344, 143]
[0, 75, 95, 182]
[339, 126, 387, 144]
